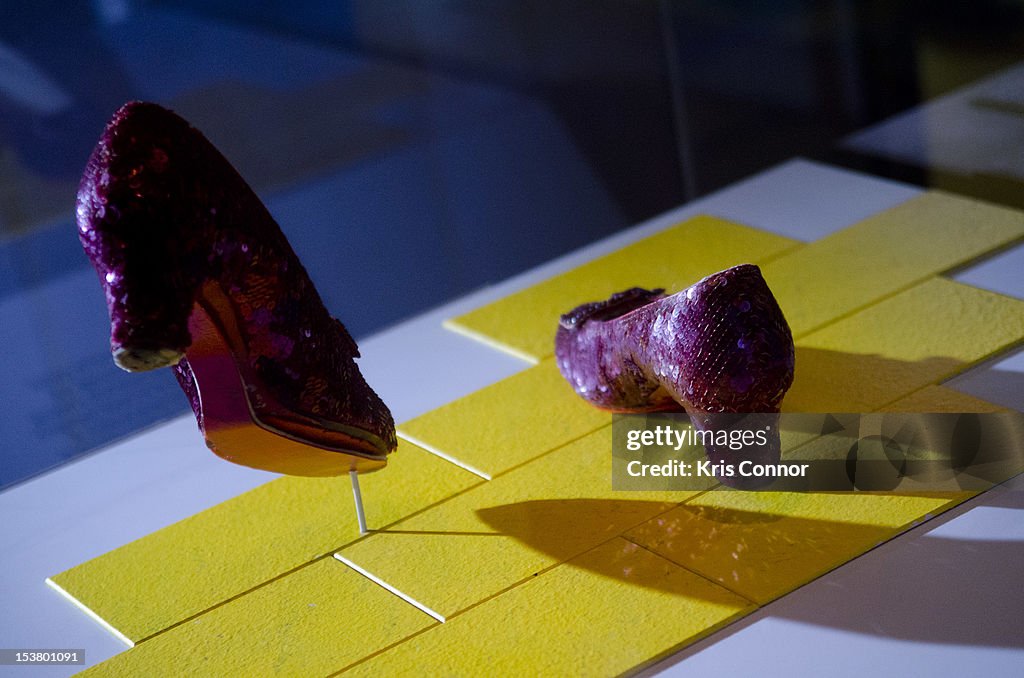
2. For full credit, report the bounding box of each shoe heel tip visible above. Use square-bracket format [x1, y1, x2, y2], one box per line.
[113, 347, 185, 372]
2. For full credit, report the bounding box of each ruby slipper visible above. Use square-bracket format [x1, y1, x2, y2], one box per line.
[77, 102, 396, 489]
[556, 264, 794, 485]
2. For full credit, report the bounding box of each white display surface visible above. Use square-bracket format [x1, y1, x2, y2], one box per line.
[1, 159, 1021, 677]
[844, 61, 1024, 183]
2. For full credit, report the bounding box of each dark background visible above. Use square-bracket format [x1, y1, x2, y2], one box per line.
[2, 0, 1022, 488]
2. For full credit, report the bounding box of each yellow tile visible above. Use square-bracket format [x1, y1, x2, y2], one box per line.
[49, 440, 480, 642]
[783, 278, 1024, 412]
[879, 385, 1009, 413]
[447, 215, 800, 362]
[337, 427, 695, 619]
[78, 558, 436, 677]
[764, 191, 1024, 337]
[56, 193, 1024, 674]
[447, 192, 1023, 363]
[626, 490, 969, 605]
[397, 359, 610, 478]
[343, 538, 753, 677]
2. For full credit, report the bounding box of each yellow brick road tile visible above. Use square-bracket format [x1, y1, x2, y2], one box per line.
[79, 558, 436, 677]
[446, 192, 1024, 363]
[342, 538, 754, 677]
[447, 215, 800, 362]
[50, 440, 480, 643]
[625, 491, 969, 605]
[397, 359, 611, 478]
[337, 427, 696, 619]
[784, 278, 1024, 412]
[764, 191, 1024, 337]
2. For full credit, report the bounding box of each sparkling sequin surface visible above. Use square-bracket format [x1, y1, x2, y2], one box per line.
[555, 264, 794, 479]
[76, 102, 396, 462]
[555, 264, 794, 414]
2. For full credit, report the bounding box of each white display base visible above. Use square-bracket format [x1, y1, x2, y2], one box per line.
[2, 159, 1021, 677]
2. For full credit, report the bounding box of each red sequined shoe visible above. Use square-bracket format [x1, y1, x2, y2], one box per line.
[77, 102, 395, 476]
[555, 264, 794, 485]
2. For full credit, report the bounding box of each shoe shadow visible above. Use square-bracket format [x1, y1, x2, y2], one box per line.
[783, 347, 966, 413]
[477, 497, 1024, 648]
[475, 498, 788, 603]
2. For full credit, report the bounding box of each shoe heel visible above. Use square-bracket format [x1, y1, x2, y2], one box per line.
[77, 102, 202, 372]
[78, 177, 198, 372]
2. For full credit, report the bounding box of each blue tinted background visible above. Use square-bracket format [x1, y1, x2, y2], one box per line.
[2, 0, 1022, 487]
